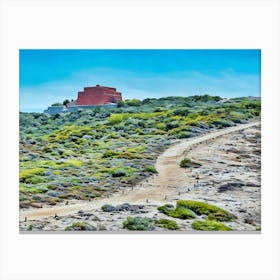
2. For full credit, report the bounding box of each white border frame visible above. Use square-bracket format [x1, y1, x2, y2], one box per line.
[1, 0, 280, 279]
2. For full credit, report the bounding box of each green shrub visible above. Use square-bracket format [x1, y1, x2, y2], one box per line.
[116, 152, 142, 159]
[158, 204, 195, 219]
[65, 222, 96, 231]
[210, 118, 231, 128]
[102, 150, 120, 158]
[191, 220, 232, 231]
[27, 224, 33, 231]
[117, 101, 126, 107]
[109, 166, 135, 177]
[177, 200, 237, 221]
[155, 219, 179, 230]
[125, 99, 142, 106]
[19, 168, 44, 183]
[144, 165, 158, 174]
[123, 217, 154, 230]
[179, 158, 201, 168]
[65, 159, 83, 167]
[172, 107, 190, 116]
[155, 123, 165, 130]
[108, 114, 125, 124]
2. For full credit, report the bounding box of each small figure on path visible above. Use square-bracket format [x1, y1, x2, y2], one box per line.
[195, 173, 200, 183]
[164, 195, 167, 200]
[24, 217, 27, 222]
[54, 213, 58, 218]
[146, 198, 149, 203]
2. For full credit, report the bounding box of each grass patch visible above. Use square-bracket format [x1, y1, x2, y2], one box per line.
[65, 159, 83, 167]
[123, 216, 154, 230]
[109, 166, 135, 177]
[20, 184, 48, 194]
[126, 146, 145, 153]
[144, 165, 158, 174]
[191, 220, 232, 231]
[44, 125, 93, 143]
[177, 200, 237, 221]
[102, 150, 120, 158]
[155, 219, 179, 230]
[19, 168, 44, 183]
[158, 204, 195, 219]
[179, 158, 201, 168]
[108, 112, 163, 125]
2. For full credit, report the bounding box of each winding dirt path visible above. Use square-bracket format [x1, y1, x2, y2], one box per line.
[19, 120, 260, 221]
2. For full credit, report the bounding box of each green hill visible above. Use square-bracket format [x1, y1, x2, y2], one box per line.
[19, 95, 261, 208]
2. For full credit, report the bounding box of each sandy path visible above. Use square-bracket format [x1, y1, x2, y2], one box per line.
[19, 120, 260, 221]
[154, 120, 260, 187]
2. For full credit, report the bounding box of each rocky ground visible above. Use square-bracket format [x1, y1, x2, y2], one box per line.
[19, 122, 261, 232]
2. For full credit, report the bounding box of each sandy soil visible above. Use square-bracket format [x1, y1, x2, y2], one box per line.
[19, 120, 261, 231]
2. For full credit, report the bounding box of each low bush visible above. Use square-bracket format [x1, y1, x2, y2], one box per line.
[101, 204, 116, 212]
[19, 168, 44, 183]
[65, 159, 83, 168]
[123, 216, 154, 230]
[65, 222, 96, 231]
[155, 218, 179, 230]
[172, 107, 190, 116]
[144, 165, 158, 174]
[117, 152, 142, 159]
[179, 158, 201, 168]
[191, 220, 232, 231]
[177, 200, 237, 221]
[158, 204, 195, 219]
[102, 150, 120, 158]
[125, 99, 142, 106]
[109, 166, 135, 177]
[27, 224, 33, 231]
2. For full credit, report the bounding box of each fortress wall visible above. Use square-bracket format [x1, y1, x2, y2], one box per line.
[76, 86, 122, 105]
[44, 104, 117, 114]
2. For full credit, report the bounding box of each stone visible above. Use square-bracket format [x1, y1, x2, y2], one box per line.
[32, 195, 42, 201]
[115, 203, 132, 211]
[47, 190, 63, 197]
[217, 182, 245, 192]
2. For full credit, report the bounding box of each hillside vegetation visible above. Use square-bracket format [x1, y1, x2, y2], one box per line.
[19, 95, 261, 208]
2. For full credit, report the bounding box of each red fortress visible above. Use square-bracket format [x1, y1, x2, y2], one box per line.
[76, 85, 122, 106]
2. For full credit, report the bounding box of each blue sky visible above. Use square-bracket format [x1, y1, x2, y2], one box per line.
[20, 49, 261, 112]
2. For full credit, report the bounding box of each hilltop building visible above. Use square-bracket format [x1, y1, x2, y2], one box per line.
[44, 85, 122, 114]
[76, 85, 122, 105]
